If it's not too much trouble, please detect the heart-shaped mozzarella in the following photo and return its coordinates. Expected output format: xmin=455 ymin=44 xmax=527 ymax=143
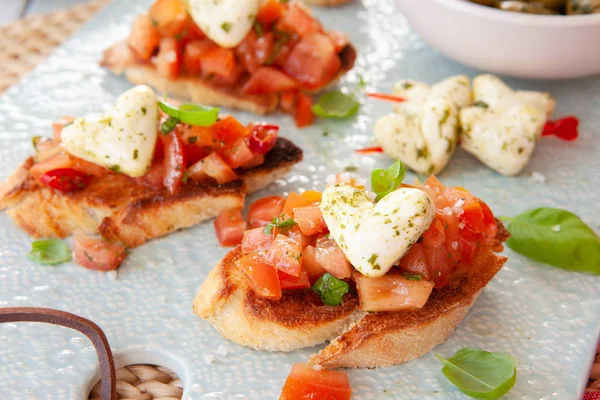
xmin=460 ymin=74 xmax=556 ymax=176
xmin=374 ymin=75 xmax=471 ymax=175
xmin=187 ymin=0 xmax=260 ymax=48
xmin=61 ymin=85 xmax=158 ymax=177
xmin=320 ymin=185 xmax=435 ymax=278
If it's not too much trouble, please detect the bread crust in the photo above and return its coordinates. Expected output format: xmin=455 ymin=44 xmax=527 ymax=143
xmin=0 ymin=138 xmax=302 ymax=247
xmin=193 ymin=219 xmax=509 ymax=367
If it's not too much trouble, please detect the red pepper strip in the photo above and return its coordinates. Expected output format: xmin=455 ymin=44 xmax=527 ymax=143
xmin=367 ymin=92 xmax=406 ymax=103
xmin=40 ymin=168 xmax=92 ymax=192
xmin=542 ymin=116 xmax=579 ymax=141
xmin=356 ymin=146 xmax=383 ymax=154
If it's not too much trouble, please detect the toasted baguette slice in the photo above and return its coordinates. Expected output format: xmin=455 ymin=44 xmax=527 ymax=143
xmin=193 ymin=220 xmax=509 ymax=368
xmin=0 ymin=138 xmax=302 ymax=248
xmin=101 ymin=40 xmax=357 ymax=115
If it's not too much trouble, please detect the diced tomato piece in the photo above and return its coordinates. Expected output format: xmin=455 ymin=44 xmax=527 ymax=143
xmin=241 ymin=153 xmax=265 ymax=169
xmin=214 ymin=208 xmax=246 ymax=247
xmin=293 ymin=205 xmax=327 ymax=236
xmin=128 ymin=14 xmax=161 ymax=60
xmin=179 ymin=123 xmax=216 ymax=148
xmin=73 ymin=232 xmax=127 ymax=272
xmin=459 ymin=236 xmax=478 ymax=264
xmin=438 ymin=212 xmax=461 ymax=266
xmin=280 ymin=363 xmax=352 ymax=400
xmin=159 ymin=127 xmax=186 ymax=194
xmin=177 ymin=16 xmax=207 ymax=46
xmin=236 ymin=251 xmax=282 ymax=300
xmin=255 ymin=32 xmax=275 ymax=65
xmin=39 ymin=168 xmax=92 ymax=192
xmin=248 ymin=123 xmax=279 ymax=154
xmin=182 ymin=40 xmax=216 ymax=75
xmin=201 ymin=47 xmax=235 ymax=80
xmin=278 ymin=269 xmax=310 ymax=290
xmin=153 ymin=37 xmax=182 ymax=80
xmin=30 ymin=151 xmax=106 ymax=180
xmin=52 ymin=117 xmax=75 ymax=142
xmin=187 ymin=152 xmax=238 ymax=184
xmin=213 ymin=63 xmax=245 ymax=87
xmin=137 ymin=159 xmax=165 ymax=190
xmin=327 ymin=30 xmax=350 ymax=53
xmin=212 ymin=116 xmax=248 ymax=144
xmin=480 ymin=200 xmax=498 ymax=245
xmin=422 ymin=241 xmax=452 ymax=289
xmin=243 ymin=66 xmax=299 ymax=95
xmin=241 ymin=227 xmax=274 ymax=255
xmin=285 ymin=33 xmax=341 ymax=90
xmin=398 ymin=244 xmax=430 ymax=281
xmin=267 ymin=234 xmax=303 ymax=277
xmin=355 ymin=272 xmax=435 ymax=312
xmin=315 ymin=236 xmax=352 ymax=279
xmin=149 ymin=0 xmax=188 ymax=37
xmin=278 ymin=4 xmax=322 ymax=37
xmin=294 ymin=93 xmax=315 ymax=128
xmin=270 ymin=36 xmax=300 ymax=69
xmin=236 ymin=31 xmax=261 ymax=73
xmin=219 ymin=138 xmax=254 ymax=169
xmin=248 ymin=195 xmax=286 ymax=228
xmin=287 ymin=226 xmax=314 ymax=249
xmin=301 ymin=245 xmax=327 ymax=283
xmin=280 ymin=90 xmax=297 ymax=113
xmin=184 ymin=143 xmax=210 ymax=166
xmin=283 ymin=191 xmax=322 ymax=217
xmin=257 ymin=0 xmax=285 ymax=25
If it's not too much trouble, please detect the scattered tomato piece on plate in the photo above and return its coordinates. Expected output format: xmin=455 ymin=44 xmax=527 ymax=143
xmin=73 ymin=232 xmax=127 ymax=272
xmin=214 ymin=208 xmax=247 ymax=247
xmin=280 ymin=363 xmax=352 ymax=400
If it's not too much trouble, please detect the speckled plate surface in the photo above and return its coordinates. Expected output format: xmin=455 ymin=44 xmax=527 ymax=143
xmin=1 ymin=1 xmax=599 ymax=399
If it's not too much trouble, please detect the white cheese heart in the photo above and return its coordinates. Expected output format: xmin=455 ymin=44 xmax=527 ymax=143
xmin=374 ymin=75 xmax=471 ymax=175
xmin=61 ymin=85 xmax=158 ymax=177
xmin=320 ymin=185 xmax=435 ymax=278
xmin=460 ymin=74 xmax=556 ymax=176
xmin=187 ymin=0 xmax=260 ymax=48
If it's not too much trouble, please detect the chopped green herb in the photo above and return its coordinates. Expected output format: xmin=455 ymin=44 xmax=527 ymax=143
xmin=109 ymin=165 xmax=121 ymax=173
xmin=161 ymin=116 xmax=180 ymax=135
xmin=221 ymin=22 xmax=232 ymax=33
xmin=28 ymin=239 xmax=71 ymax=265
xmin=253 ymin=21 xmax=263 ymax=37
xmin=312 ymin=273 xmax=349 ymax=306
xmin=473 ymin=101 xmax=489 ymax=109
xmin=371 ymin=160 xmax=406 ymax=201
xmin=263 ymin=216 xmax=297 ymax=234
xmin=344 ymin=166 xmax=358 ymax=172
xmin=31 ymin=136 xmax=42 ymax=150
xmin=182 ymin=171 xmax=189 ymax=184
xmin=133 ymin=149 xmax=139 ymax=160
xmin=188 ymin=136 xmax=198 ymax=144
xmin=402 ymin=272 xmax=422 ymax=281
xmin=141 ymin=107 xmax=147 ymax=115
xmin=401 ymin=82 xmax=414 ymax=90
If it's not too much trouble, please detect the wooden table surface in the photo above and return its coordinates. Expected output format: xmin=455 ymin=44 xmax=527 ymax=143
xmin=2 ymin=0 xmax=94 ymax=27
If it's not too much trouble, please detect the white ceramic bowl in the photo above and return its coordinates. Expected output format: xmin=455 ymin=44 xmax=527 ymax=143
xmin=395 ymin=0 xmax=600 ymax=79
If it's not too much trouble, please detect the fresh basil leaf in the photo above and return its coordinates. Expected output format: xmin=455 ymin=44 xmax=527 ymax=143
xmin=28 ymin=239 xmax=71 ymax=265
xmin=502 ymin=207 xmax=600 ymax=275
xmin=436 ymin=348 xmax=518 ymax=400
xmin=263 ymin=216 xmax=297 ymax=235
xmin=312 ymin=91 xmax=360 ymax=119
xmin=161 ymin=116 xmax=180 ymax=135
xmin=371 ymin=160 xmax=406 ymax=201
xmin=158 ymin=101 xmax=219 ymax=126
xmin=312 ymin=273 xmax=349 ymax=306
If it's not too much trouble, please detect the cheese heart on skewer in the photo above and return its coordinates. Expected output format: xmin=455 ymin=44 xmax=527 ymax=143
xmin=187 ymin=0 xmax=260 ymax=48
xmin=460 ymin=74 xmax=556 ymax=176
xmin=374 ymin=75 xmax=471 ymax=175
xmin=60 ymin=85 xmax=158 ymax=177
xmin=320 ymin=185 xmax=435 ymax=278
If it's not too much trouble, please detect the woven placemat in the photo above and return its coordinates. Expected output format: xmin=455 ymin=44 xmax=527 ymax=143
xmin=0 ymin=0 xmax=598 ymax=397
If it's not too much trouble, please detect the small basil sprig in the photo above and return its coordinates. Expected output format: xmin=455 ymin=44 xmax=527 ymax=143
xmin=28 ymin=239 xmax=71 ymax=265
xmin=501 ymin=208 xmax=600 ymax=275
xmin=263 ymin=217 xmax=297 ymax=235
xmin=311 ymin=75 xmax=366 ymax=119
xmin=436 ymin=348 xmax=518 ymax=400
xmin=158 ymin=101 xmax=219 ymax=127
xmin=312 ymin=273 xmax=349 ymax=306
xmin=371 ymin=160 xmax=406 ymax=201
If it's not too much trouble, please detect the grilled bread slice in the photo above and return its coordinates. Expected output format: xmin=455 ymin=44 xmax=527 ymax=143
xmin=193 ymin=220 xmax=509 ymax=368
xmin=0 ymin=138 xmax=302 ymax=248
xmin=100 ymin=40 xmax=357 ymax=115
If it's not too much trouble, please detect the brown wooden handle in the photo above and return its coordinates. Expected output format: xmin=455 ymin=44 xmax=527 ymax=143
xmin=0 ymin=307 xmax=116 ymax=400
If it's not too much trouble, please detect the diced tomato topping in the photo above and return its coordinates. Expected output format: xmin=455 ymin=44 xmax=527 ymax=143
xmin=315 ymin=236 xmax=352 ymax=279
xmin=287 ymin=226 xmax=314 ymax=249
xmin=219 ymin=138 xmax=254 ymax=169
xmin=179 ymin=123 xmax=216 ymax=148
xmin=236 ymin=31 xmax=275 ymax=73
xmin=277 ymin=4 xmax=322 ymax=37
xmin=39 ymin=168 xmax=92 ymax=192
xmin=278 ymin=269 xmax=310 ymax=290
xmin=182 ymin=40 xmax=215 ymax=75
xmin=248 ymin=195 xmax=286 ymax=228
xmin=214 ymin=208 xmax=246 ymax=247
xmin=52 ymin=117 xmax=75 ymax=142
xmin=242 ymin=67 xmax=299 ymax=95
xmin=73 ymin=232 xmax=127 ymax=272
xmin=355 ymin=272 xmax=435 ymax=312
xmin=128 ymin=14 xmax=161 ymax=60
xmin=280 ymin=90 xmax=297 ymax=113
xmin=327 ymin=30 xmax=350 ymax=53
xmin=257 ymin=0 xmax=285 ymax=25
xmin=301 ymin=245 xmax=327 ymax=283
xmin=212 ymin=116 xmax=248 ymax=144
xmin=284 ymin=33 xmax=341 ymax=90
xmin=398 ymin=244 xmax=430 ymax=281
xmin=136 ymin=159 xmax=165 ymax=190
xmin=283 ymin=191 xmax=322 ymax=216
xmin=267 ymin=234 xmax=303 ymax=277
xmin=248 ymin=123 xmax=279 ymax=154
xmin=184 ymin=143 xmax=210 ymax=166
xmin=294 ymin=93 xmax=315 ymax=128
xmin=237 ymin=251 xmax=282 ymax=300
xmin=148 ymin=0 xmax=188 ymax=37
xmin=241 ymin=153 xmax=265 ymax=169
xmin=280 ymin=363 xmax=352 ymax=400
xmin=30 ymin=151 xmax=107 ymax=180
xmin=212 ymin=63 xmax=245 ymax=87
xmin=201 ymin=47 xmax=236 ymax=81
xmin=480 ymin=200 xmax=498 ymax=245
xmin=159 ymin=127 xmax=186 ymax=194
xmin=293 ymin=205 xmax=327 ymax=236
xmin=187 ymin=152 xmax=238 ymax=184
xmin=153 ymin=37 xmax=182 ymax=80
xmin=241 ymin=227 xmax=274 ymax=255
